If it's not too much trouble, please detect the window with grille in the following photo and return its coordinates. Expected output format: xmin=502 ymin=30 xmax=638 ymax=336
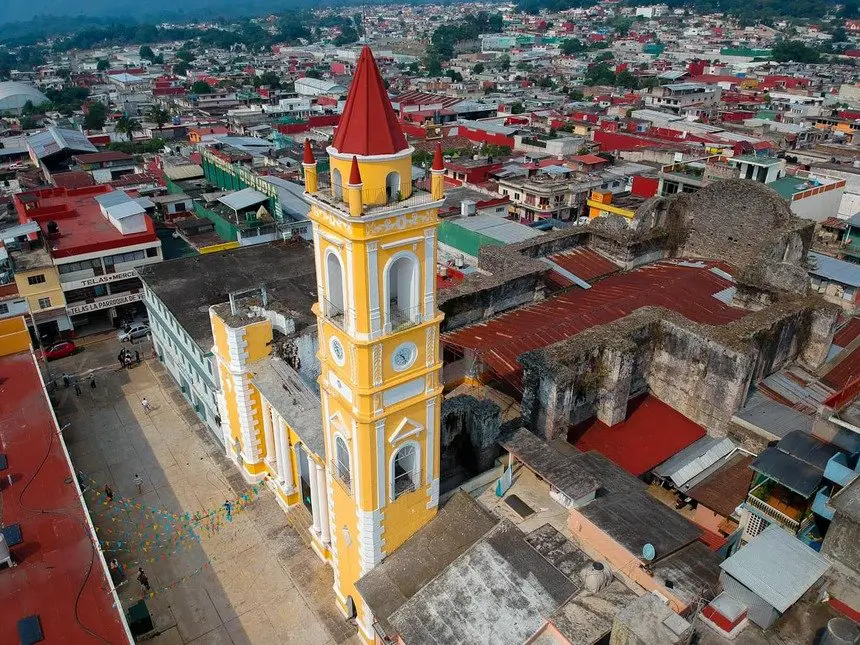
xmin=37 ymin=297 xmax=51 ymax=309
xmin=333 ymin=436 xmax=351 ymax=490
xmin=746 ymin=513 xmax=768 ymax=538
xmin=27 ymin=274 xmax=46 ymax=285
xmin=391 ymin=443 xmax=420 ymax=501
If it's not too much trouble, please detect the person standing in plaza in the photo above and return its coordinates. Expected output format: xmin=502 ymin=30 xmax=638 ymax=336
xmin=135 ymin=350 xmax=140 ymax=364
xmin=74 ymin=379 xmax=82 ymax=396
xmin=89 ymin=373 xmax=96 ymax=389
xmin=104 ymin=484 xmax=114 ymax=502
xmin=137 ymin=567 xmax=150 ymax=592
xmin=141 ymin=397 xmax=151 ymax=413
xmin=133 ymin=473 xmax=143 ymax=494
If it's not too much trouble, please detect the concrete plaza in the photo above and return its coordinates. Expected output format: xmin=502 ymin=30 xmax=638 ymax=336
xmin=53 ymin=342 xmax=358 ymax=645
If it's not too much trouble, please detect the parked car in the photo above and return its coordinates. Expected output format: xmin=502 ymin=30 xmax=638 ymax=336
xmin=44 ymin=341 xmax=77 ymax=361
xmin=118 ymin=323 xmax=150 ymax=342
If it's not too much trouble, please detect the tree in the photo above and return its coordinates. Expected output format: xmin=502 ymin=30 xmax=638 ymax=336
xmin=510 ymin=102 xmax=524 ymax=114
xmin=84 ymin=101 xmax=108 ymax=131
xmin=148 ymin=105 xmax=171 ymax=131
xmin=538 ymin=76 xmax=554 ymax=89
xmin=584 ymin=62 xmax=615 ymax=86
xmin=115 ymin=115 xmax=141 ymax=142
xmin=191 ymin=80 xmax=213 ymax=94
xmin=334 ymin=24 xmax=358 ymax=46
xmin=427 ymin=56 xmax=443 ymax=77
xmin=615 ymin=69 xmax=638 ymax=89
xmin=176 ymin=49 xmax=196 ymax=63
xmin=498 ymin=54 xmax=511 ymax=71
xmin=173 ymin=62 xmax=190 ymax=76
xmin=561 ymin=39 xmax=585 ymax=55
xmin=96 ymin=59 xmax=110 ymax=71
xmin=472 ymin=62 xmax=485 ymax=74
xmin=772 ymin=40 xmax=820 ymax=63
xmin=139 ymin=45 xmax=155 ymax=61
xmin=446 ymin=69 xmax=463 ymax=82
xmin=304 ymin=69 xmax=322 ymax=80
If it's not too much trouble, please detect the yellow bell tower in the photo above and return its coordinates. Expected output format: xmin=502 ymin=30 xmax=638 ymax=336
xmin=303 ymin=47 xmax=447 ymax=641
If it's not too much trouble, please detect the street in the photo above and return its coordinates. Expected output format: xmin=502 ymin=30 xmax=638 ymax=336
xmin=53 ymin=336 xmax=358 ymax=645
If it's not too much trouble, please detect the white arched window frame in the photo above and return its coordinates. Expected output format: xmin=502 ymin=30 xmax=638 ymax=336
xmin=390 ymin=440 xmax=421 ymax=501
xmin=333 ymin=432 xmax=352 ymax=491
xmin=324 ymin=247 xmax=346 ymax=322
xmin=332 ymin=168 xmax=343 ymax=200
xmin=382 ymin=250 xmax=420 ymax=332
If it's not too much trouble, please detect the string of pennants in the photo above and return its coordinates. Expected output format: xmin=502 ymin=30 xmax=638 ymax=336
xmin=80 ymin=474 xmax=270 ymax=598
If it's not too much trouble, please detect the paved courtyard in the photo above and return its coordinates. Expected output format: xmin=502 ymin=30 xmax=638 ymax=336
xmin=53 ymin=339 xmax=358 ymax=645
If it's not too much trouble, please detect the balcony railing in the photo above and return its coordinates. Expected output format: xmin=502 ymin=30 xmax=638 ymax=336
xmin=746 ymin=492 xmax=801 ymax=532
xmin=321 ymin=298 xmax=348 ymax=331
xmin=386 ymin=304 xmax=423 ymax=333
xmin=310 ymin=177 xmax=439 ymax=215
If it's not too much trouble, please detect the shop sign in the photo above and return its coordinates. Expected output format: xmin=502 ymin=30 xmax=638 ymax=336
xmin=67 ymin=292 xmax=141 ymax=316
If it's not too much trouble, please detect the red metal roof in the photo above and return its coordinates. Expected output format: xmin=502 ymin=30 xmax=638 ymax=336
xmin=834 ymin=317 xmax=860 ymax=347
xmin=72 ymin=151 xmax=133 ymax=164
xmin=568 ymin=394 xmax=707 ymax=476
xmin=51 ymin=171 xmax=95 ymax=190
xmin=547 ymin=247 xmax=619 ymax=287
xmin=332 ymin=47 xmax=408 ymax=157
xmin=443 ymin=260 xmax=745 ymax=390
xmin=823 ymin=345 xmax=860 ymax=390
xmin=0 ymin=350 xmax=128 ymax=643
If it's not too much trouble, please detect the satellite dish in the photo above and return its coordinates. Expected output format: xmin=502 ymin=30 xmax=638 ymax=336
xmin=642 ymin=543 xmax=656 ymax=561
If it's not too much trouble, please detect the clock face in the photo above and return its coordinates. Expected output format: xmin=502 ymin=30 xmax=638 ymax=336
xmin=391 ymin=342 xmax=417 ymax=372
xmin=329 ymin=336 xmax=346 ymax=366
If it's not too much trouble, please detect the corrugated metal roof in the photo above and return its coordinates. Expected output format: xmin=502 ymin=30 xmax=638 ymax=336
xmin=27 ymin=126 xmax=97 ymax=159
xmin=808 ymin=251 xmax=860 ymax=288
xmin=652 ymin=436 xmax=735 ymax=488
xmin=0 ymin=221 xmax=41 ymax=239
xmin=547 ymin=247 xmax=619 ymax=284
xmin=163 ymin=163 xmax=204 ymax=181
xmin=719 ymin=525 xmax=829 ymax=612
xmin=454 ymin=213 xmax=543 ymax=244
xmin=778 ymin=429 xmax=841 ymax=471
xmin=733 ymin=392 xmax=814 ymax=439
xmin=750 ymin=446 xmax=823 ymax=497
xmin=443 ymin=259 xmax=745 ymax=390
xmin=218 ymin=187 xmax=268 ymax=211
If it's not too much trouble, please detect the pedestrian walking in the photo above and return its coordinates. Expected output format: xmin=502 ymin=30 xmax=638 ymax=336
xmin=133 ymin=473 xmax=143 ymax=494
xmin=223 ymin=500 xmax=233 ymax=521
xmin=74 ymin=379 xmax=82 ymax=396
xmin=89 ymin=373 xmax=96 ymax=389
xmin=141 ymin=397 xmax=151 ymax=413
xmin=76 ymin=470 xmax=89 ymax=492
xmin=135 ymin=350 xmax=140 ymax=364
xmin=137 ymin=567 xmax=150 ymax=592
xmin=117 ymin=351 xmax=125 ymax=369
xmin=104 ymin=484 xmax=114 ymax=502
xmin=62 ymin=373 xmax=70 ymax=388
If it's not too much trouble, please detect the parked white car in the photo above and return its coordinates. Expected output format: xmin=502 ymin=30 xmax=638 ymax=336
xmin=118 ymin=323 xmax=150 ymax=342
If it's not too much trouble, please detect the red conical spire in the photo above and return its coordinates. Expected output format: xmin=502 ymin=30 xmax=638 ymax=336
xmin=431 ymin=143 xmax=444 ymax=171
xmin=349 ymin=155 xmax=362 ymax=185
xmin=303 ymin=139 xmax=315 ymax=164
xmin=332 ymin=46 xmax=409 ymax=156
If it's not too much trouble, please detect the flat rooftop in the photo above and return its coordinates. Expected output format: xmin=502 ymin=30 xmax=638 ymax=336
xmin=443 ymin=259 xmax=746 ymax=390
xmin=0 ymin=350 xmax=128 ymax=642
xmin=14 ymin=185 xmax=157 ymax=259
xmin=138 ymin=240 xmax=317 ymax=349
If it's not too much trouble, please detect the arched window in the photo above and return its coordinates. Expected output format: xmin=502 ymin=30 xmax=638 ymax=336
xmin=391 ymin=442 xmax=420 ymax=500
xmin=334 ymin=435 xmax=351 ymax=489
xmin=332 ymin=168 xmax=343 ymax=200
xmin=385 ymin=252 xmax=419 ymax=330
xmin=325 ymin=250 xmax=345 ymax=323
xmin=385 ymin=171 xmax=401 ymax=203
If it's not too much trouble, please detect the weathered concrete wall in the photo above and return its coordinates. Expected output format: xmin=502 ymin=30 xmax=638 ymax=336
xmin=520 ymin=300 xmax=838 ymax=439
xmin=822 ymin=513 xmax=860 ymax=576
xmin=275 ymin=325 xmax=320 ymax=392
xmin=440 ymin=394 xmax=502 ymax=474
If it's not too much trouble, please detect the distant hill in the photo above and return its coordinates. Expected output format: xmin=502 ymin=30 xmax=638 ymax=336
xmin=2 ymin=0 xmax=314 ymax=25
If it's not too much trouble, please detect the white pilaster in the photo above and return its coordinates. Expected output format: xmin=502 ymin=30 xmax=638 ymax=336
xmin=375 ymin=419 xmax=386 ymax=509
xmin=425 ymin=397 xmax=435 ymax=487
xmin=308 ymin=452 xmax=322 ymax=534
xmin=316 ymin=463 xmax=331 ymax=544
xmin=276 ymin=416 xmax=295 ymax=491
xmin=423 ymin=229 xmax=435 ymax=319
xmin=262 ymin=401 xmax=275 ymax=466
xmin=366 ymin=241 xmax=381 ymax=338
